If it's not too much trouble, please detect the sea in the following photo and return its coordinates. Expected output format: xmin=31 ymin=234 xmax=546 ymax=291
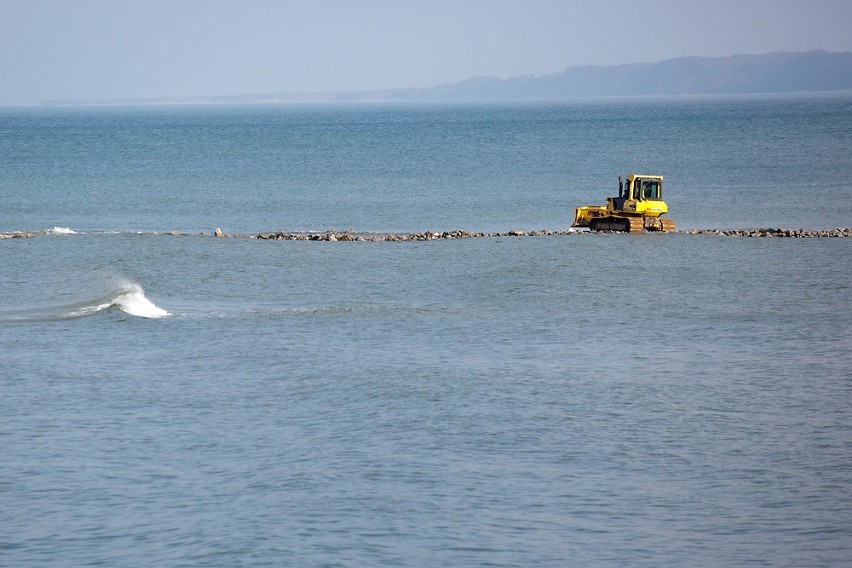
xmin=1 ymin=93 xmax=851 ymax=567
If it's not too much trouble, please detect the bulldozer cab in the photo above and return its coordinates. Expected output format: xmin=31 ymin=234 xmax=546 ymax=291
xmin=610 ymin=174 xmax=664 ymax=212
xmin=630 ymin=175 xmax=662 ymax=201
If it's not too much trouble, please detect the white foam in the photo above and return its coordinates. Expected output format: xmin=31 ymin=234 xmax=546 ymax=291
xmin=49 ymin=226 xmax=77 ymax=235
xmin=113 ymin=283 xmax=170 ymax=319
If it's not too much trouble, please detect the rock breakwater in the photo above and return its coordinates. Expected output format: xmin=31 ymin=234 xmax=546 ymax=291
xmin=252 ymin=229 xmax=574 ymax=241
xmin=683 ymin=227 xmax=852 ymax=238
xmin=252 ymin=227 xmax=852 ymax=241
xmin=3 ymin=227 xmax=851 ymax=241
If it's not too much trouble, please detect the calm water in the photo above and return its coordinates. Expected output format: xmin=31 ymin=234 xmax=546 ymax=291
xmin=1 ymin=95 xmax=851 ymax=566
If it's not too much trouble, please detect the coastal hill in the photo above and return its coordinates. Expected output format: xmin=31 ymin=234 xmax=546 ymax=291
xmin=45 ymin=51 xmax=852 ymax=105
xmin=398 ymin=50 xmax=852 ymax=100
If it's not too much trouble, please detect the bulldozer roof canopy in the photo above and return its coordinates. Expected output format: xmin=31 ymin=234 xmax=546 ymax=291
xmin=627 ymin=174 xmax=663 ymax=181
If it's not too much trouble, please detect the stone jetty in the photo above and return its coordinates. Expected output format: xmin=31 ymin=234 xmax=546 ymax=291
xmin=252 ymin=229 xmax=569 ymax=241
xmin=682 ymin=227 xmax=852 ymax=238
xmin=251 ymin=227 xmax=852 ymax=241
xmin=3 ymin=227 xmax=851 ymax=241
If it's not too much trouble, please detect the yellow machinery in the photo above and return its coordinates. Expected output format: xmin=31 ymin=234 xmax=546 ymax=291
xmin=572 ymin=174 xmax=676 ymax=232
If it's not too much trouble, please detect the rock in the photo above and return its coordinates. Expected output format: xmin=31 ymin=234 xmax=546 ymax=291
xmin=214 ymin=228 xmax=224 ymax=237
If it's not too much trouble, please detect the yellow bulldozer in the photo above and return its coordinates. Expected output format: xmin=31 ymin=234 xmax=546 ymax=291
xmin=572 ymin=174 xmax=676 ymax=232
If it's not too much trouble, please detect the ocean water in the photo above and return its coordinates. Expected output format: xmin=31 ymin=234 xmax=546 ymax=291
xmin=1 ymin=94 xmax=851 ymax=566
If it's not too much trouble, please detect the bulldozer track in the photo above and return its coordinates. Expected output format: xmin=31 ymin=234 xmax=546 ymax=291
xmin=659 ymin=218 xmax=676 ymax=232
xmin=589 ymin=216 xmax=646 ymax=232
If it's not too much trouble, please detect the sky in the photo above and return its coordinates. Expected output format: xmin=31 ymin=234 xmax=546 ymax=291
xmin=1 ymin=0 xmax=852 ymax=105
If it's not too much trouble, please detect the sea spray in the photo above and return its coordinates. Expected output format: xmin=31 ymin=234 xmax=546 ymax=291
xmin=111 ymin=282 xmax=170 ymax=319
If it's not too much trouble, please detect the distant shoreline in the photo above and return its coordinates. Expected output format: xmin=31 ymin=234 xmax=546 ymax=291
xmin=35 ymin=51 xmax=852 ymax=107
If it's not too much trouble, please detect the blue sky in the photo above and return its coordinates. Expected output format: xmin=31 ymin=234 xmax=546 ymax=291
xmin=2 ymin=0 xmax=851 ymax=105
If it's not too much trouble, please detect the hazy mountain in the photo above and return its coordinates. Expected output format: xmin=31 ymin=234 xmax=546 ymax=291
xmin=44 ymin=51 xmax=852 ymax=106
xmin=396 ymin=50 xmax=852 ymax=100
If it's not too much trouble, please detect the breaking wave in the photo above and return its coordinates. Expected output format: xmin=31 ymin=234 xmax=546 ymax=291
xmin=47 ymin=226 xmax=78 ymax=235
xmin=0 ymin=280 xmax=169 ymax=322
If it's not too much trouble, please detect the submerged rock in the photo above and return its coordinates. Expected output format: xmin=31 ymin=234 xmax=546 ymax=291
xmin=0 ymin=232 xmax=36 ymax=239
xmin=680 ymin=227 xmax=852 ymax=238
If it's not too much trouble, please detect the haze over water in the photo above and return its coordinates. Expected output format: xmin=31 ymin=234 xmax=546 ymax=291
xmin=2 ymin=94 xmax=851 ymax=566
